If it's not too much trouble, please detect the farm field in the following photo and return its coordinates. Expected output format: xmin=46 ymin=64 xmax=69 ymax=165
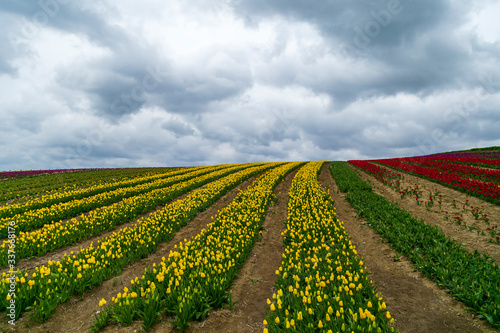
xmin=0 ymin=151 xmax=499 ymax=332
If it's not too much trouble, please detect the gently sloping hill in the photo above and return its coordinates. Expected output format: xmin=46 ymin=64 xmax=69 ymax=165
xmin=184 ymin=167 xmax=299 ymax=333
xmin=0 ymin=163 xmax=276 ymax=324
xmin=319 ymin=164 xmax=496 ymax=333
xmin=351 ymin=162 xmax=500 ymax=263
xmin=0 ymin=176 xmax=262 ymax=333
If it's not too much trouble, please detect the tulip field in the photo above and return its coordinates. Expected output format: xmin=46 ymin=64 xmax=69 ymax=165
xmin=0 ymin=149 xmax=499 ymax=332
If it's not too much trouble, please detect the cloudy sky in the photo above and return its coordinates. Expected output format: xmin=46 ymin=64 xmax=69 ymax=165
xmin=1 ymin=0 xmax=500 ymax=170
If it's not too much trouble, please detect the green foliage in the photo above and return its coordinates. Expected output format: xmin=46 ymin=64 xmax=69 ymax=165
xmin=329 ymin=162 xmax=372 ymax=193
xmin=329 ymin=162 xmax=500 ymax=328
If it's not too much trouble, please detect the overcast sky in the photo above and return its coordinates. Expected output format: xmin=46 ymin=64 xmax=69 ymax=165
xmin=1 ymin=0 xmax=500 ymax=170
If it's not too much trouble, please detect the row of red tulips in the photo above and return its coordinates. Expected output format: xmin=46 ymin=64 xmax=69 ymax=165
xmin=366 ymin=159 xmax=500 ymax=205
xmin=396 ymin=157 xmax=500 ymax=183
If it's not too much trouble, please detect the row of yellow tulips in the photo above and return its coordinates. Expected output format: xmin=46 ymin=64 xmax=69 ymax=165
xmin=263 ymin=161 xmax=397 ymax=333
xmin=0 ymin=167 xmax=192 ymax=219
xmin=91 ymin=162 xmax=303 ymax=332
xmin=0 ymin=164 xmax=256 ymax=267
xmin=0 ymin=166 xmax=223 ymax=238
xmin=0 ymin=163 xmax=274 ymax=322
xmin=0 ymin=168 xmax=174 ymax=204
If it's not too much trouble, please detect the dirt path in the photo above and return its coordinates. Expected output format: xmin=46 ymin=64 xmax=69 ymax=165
xmin=184 ymin=167 xmax=299 ymax=333
xmin=1 ymin=168 xmax=242 ymax=276
xmin=1 ymin=180 xmax=207 ymax=277
xmin=318 ymin=163 xmax=496 ymax=333
xmin=353 ymin=163 xmax=500 ymax=264
xmin=3 ymin=176 xmax=259 ymax=333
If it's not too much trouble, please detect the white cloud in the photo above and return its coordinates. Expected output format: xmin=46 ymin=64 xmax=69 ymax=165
xmin=0 ymin=0 xmax=499 ymax=170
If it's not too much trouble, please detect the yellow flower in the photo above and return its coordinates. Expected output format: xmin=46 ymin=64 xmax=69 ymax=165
xmin=386 ymin=311 xmax=391 ymax=319
xmin=6 ymin=294 xmax=11 ymax=301
xmin=99 ymin=298 xmax=106 ymax=307
xmin=270 ymin=303 xmax=275 ymax=311
xmin=131 ymin=292 xmax=137 ymax=298
xmin=77 ymin=273 xmax=82 ymax=279
xmin=318 ymin=320 xmax=323 ymax=328
xmin=275 ymin=317 xmax=280 ymax=324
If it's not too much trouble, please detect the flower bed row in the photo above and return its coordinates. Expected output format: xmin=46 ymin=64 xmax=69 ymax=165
xmin=263 ymin=161 xmax=396 ymax=333
xmin=396 ymin=157 xmax=500 ymax=183
xmin=427 ymin=156 xmax=500 ymax=169
xmin=91 ymin=162 xmax=302 ymax=332
xmin=0 ymin=168 xmax=173 ymax=204
xmin=0 ymin=166 xmax=222 ymax=238
xmin=0 ymin=167 xmax=193 ymax=219
xmin=369 ymin=159 xmax=500 ymax=205
xmin=431 ymin=151 xmax=500 ymax=160
xmin=0 ymin=164 xmax=257 ymax=266
xmin=0 ymin=168 xmax=92 ymax=180
xmin=0 ymin=162 xmax=278 ymax=322
xmin=330 ymin=162 xmax=500 ymax=328
xmin=349 ymin=161 xmax=428 ymax=200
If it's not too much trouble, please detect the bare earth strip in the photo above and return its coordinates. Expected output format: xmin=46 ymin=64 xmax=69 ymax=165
xmin=1 ymin=177 xmax=215 ymax=277
xmin=2 ymin=176 xmax=258 ymax=333
xmin=2 ymin=165 xmax=242 ymax=275
xmin=354 ymin=163 xmax=500 ymax=265
xmin=318 ymin=163 xmax=496 ymax=333
xmin=184 ymin=167 xmax=299 ymax=333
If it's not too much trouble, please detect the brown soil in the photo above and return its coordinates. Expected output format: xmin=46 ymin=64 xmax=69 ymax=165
xmin=354 ymin=163 xmax=500 ymax=264
xmin=184 ymin=167 xmax=299 ymax=333
xmin=0 ymin=176 xmax=258 ymax=333
xmin=0 ymin=182 xmax=203 ymax=277
xmin=0 ymin=171 xmax=226 ymax=276
xmin=2 ymin=162 xmax=499 ymax=333
xmin=319 ymin=163 xmax=497 ymax=333
xmin=0 ymin=204 xmax=161 ymax=277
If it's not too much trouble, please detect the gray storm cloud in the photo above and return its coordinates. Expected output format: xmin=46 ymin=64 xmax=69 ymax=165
xmin=0 ymin=0 xmax=499 ymax=170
